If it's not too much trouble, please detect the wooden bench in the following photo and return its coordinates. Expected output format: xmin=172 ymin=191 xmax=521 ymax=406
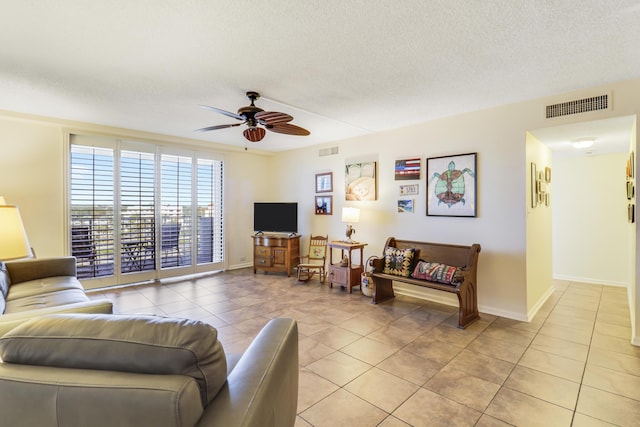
xmin=370 ymin=237 xmax=481 ymax=329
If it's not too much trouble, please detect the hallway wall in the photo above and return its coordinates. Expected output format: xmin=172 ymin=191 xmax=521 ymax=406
xmin=552 ymin=152 xmax=629 ymax=286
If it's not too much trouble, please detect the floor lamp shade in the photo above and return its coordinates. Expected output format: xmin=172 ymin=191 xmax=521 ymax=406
xmin=0 ymin=206 xmax=33 ymax=261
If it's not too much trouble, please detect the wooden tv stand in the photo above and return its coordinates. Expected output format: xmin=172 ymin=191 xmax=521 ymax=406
xmin=252 ymin=234 xmax=300 ymax=277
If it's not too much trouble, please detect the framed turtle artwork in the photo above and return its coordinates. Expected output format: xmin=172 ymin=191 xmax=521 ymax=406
xmin=426 ymin=152 xmax=477 ymax=217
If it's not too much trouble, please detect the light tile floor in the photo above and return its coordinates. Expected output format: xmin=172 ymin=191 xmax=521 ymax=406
xmin=89 ymin=270 xmax=640 ymax=426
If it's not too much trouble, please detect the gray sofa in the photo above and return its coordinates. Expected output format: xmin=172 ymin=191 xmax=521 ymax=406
xmin=0 ymin=257 xmax=113 ymax=335
xmin=0 ymin=313 xmax=299 ymax=427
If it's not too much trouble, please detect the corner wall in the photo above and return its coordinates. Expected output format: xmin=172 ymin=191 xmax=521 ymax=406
xmin=525 ymin=133 xmax=554 ymax=318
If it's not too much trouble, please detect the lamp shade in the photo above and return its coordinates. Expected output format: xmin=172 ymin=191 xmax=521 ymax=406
xmin=0 ymin=206 xmax=33 ymax=261
xmin=0 ymin=196 xmax=6 ymax=205
xmin=341 ymin=207 xmax=360 ymax=223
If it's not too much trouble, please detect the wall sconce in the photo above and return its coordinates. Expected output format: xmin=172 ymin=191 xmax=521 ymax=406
xmin=0 ymin=205 xmax=33 ymax=261
xmin=341 ymin=207 xmax=360 ymax=243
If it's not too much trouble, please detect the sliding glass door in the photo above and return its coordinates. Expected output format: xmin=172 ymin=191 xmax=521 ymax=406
xmin=69 ymin=135 xmax=224 ymax=288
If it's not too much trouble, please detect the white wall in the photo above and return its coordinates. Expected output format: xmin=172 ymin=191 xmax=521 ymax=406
xmin=552 ymin=152 xmax=629 ymax=286
xmin=272 ymin=106 xmax=532 ymax=319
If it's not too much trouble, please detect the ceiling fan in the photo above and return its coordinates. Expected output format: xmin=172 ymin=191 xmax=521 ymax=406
xmin=196 ymin=91 xmax=310 ymax=142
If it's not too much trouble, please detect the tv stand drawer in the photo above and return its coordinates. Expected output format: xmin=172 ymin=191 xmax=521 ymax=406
xmin=254 ymin=256 xmax=272 ymax=267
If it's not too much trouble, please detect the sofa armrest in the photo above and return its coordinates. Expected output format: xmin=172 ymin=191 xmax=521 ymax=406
xmin=0 ymin=299 xmax=113 ymax=336
xmin=5 ymin=257 xmax=77 ymax=284
xmin=198 ymin=318 xmax=298 ymax=427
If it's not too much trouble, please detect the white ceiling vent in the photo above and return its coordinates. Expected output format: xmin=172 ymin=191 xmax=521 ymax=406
xmin=545 ymin=94 xmax=609 ymax=119
xmin=319 ymin=146 xmax=339 ymax=157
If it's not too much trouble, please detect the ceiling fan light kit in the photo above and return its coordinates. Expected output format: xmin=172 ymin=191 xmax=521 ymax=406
xmin=197 ymin=91 xmax=310 ymax=143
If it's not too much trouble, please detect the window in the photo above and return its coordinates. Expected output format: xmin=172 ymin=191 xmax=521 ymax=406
xmin=70 ymin=145 xmax=114 ymax=278
xmin=161 ymin=154 xmax=192 ymax=268
xmin=120 ymin=150 xmax=155 ymax=274
xmin=69 ymin=135 xmax=224 ymax=286
xmin=197 ymin=158 xmax=224 ymax=264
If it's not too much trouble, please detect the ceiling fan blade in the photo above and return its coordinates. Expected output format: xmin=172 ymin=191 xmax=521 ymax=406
xmin=266 ymin=123 xmax=310 ymax=136
xmin=199 ymin=105 xmax=244 ymax=121
xmin=195 ymin=123 xmax=244 ymax=132
xmin=243 ymin=127 xmax=266 ymax=142
xmin=255 ymin=111 xmax=293 ymax=125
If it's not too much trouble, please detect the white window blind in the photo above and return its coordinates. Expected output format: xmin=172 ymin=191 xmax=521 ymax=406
xmin=70 ymin=145 xmax=115 ymax=279
xmin=120 ymin=150 xmax=155 ymax=273
xmin=161 ymin=154 xmax=192 ymax=268
xmin=197 ymin=158 xmax=224 ymax=264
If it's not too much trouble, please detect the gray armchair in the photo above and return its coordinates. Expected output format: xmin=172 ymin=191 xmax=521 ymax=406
xmin=0 ymin=314 xmax=298 ymax=427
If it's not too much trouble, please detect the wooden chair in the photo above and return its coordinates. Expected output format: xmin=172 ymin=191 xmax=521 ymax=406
xmin=297 ymin=235 xmax=328 ymax=282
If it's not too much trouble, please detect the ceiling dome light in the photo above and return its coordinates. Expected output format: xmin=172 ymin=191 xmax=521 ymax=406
xmin=572 ymin=138 xmax=595 ymax=149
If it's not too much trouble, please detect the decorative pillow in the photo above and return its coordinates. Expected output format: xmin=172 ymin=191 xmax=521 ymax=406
xmin=310 ymin=246 xmax=325 ymax=258
xmin=383 ymin=247 xmax=415 ymax=277
xmin=0 ymin=262 xmax=9 ymax=298
xmin=0 ymin=263 xmax=9 ymax=314
xmin=411 ymin=260 xmax=461 ymax=285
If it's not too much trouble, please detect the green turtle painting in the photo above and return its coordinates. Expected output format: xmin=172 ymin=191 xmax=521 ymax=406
xmin=429 ymin=161 xmax=475 ymax=207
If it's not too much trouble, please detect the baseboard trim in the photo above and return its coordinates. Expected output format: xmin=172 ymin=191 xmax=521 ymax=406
xmin=553 ymin=274 xmax=628 ymax=287
xmin=392 ymin=283 xmax=528 ymax=322
xmin=227 ymin=262 xmax=253 ymax=271
xmin=527 ymin=285 xmax=556 ymax=322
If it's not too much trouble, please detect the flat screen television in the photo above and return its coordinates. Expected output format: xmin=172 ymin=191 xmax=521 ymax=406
xmin=253 ymin=202 xmax=298 ymax=234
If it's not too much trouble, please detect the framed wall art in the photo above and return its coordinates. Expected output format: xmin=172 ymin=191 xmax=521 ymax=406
xmin=315 ymin=195 xmax=333 ymax=215
xmin=315 ymin=172 xmax=333 ymax=193
xmin=345 ymin=161 xmax=377 ymax=201
xmin=395 ymin=158 xmax=421 ymax=180
xmin=427 ymin=152 xmax=477 ymax=217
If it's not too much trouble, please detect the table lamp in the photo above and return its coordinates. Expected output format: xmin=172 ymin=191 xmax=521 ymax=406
xmin=341 ymin=207 xmax=360 ymax=243
xmin=0 ymin=205 xmax=33 ymax=261
xmin=0 ymin=196 xmax=6 ymax=205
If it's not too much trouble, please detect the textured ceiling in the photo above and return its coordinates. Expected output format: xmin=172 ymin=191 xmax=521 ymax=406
xmin=1 ymin=1 xmax=639 ymax=152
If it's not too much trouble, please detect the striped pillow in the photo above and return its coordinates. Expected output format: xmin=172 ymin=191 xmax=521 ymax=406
xmin=411 ymin=260 xmax=460 ymax=285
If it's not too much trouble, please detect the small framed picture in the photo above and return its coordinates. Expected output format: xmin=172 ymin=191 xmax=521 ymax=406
xmin=545 ymin=167 xmax=551 ymax=183
xmin=399 ymin=184 xmax=419 ymax=196
xmin=627 ymin=181 xmax=635 ymax=200
xmin=315 ymin=195 xmax=332 ymax=215
xmin=398 ymin=199 xmax=414 ymax=213
xmin=315 ymin=172 xmax=333 ymax=193
xmin=395 ymin=158 xmax=421 ymax=180
xmin=531 ymin=163 xmax=537 ymax=208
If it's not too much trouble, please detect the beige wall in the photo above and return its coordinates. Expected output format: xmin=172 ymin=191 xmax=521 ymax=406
xmin=526 ymin=132 xmax=554 ymax=318
xmin=0 ymin=117 xmax=66 ymax=256
xmin=1 ymin=78 xmax=640 ymax=333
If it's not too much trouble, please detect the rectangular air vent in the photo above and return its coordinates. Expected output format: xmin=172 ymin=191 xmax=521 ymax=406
xmin=545 ymin=94 xmax=609 ymax=119
xmin=319 ymin=146 xmax=339 ymax=157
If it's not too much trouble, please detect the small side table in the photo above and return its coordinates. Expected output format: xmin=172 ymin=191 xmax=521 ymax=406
xmin=328 ymin=241 xmax=367 ymax=294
